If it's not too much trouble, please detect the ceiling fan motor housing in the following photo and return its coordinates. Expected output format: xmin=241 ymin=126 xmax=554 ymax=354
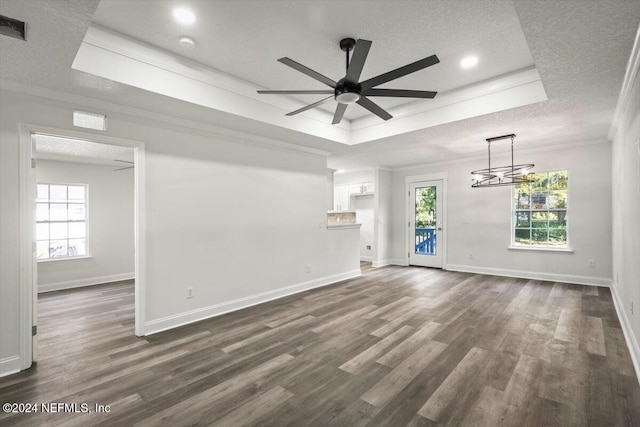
xmin=335 ymin=78 xmax=361 ymax=104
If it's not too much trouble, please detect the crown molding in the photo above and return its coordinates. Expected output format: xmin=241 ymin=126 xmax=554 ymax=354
xmin=390 ymin=138 xmax=610 ymax=172
xmin=0 ymin=79 xmax=331 ymax=158
xmin=609 ymin=23 xmax=640 ymax=140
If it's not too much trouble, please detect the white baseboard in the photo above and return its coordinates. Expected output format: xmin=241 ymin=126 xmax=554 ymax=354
xmin=372 ymin=259 xmax=408 ymax=267
xmin=611 ymin=284 xmax=640 ymax=384
xmin=372 ymin=259 xmax=391 ymax=267
xmin=145 ymin=269 xmax=362 ymax=335
xmin=444 ymin=264 xmax=611 ymax=287
xmin=0 ymin=355 xmax=21 ymax=378
xmin=360 ymin=256 xmax=373 ymax=262
xmin=38 ymin=272 xmax=135 ymax=293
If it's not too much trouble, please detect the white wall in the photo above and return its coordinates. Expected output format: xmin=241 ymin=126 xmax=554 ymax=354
xmin=353 ymin=195 xmax=374 ymax=261
xmin=0 ymin=88 xmax=360 ymax=375
xmin=374 ymin=168 xmax=393 ymax=266
xmin=390 ymin=142 xmax=613 ymax=286
xmin=334 ymin=169 xmax=374 ymax=186
xmin=36 ymin=160 xmax=134 ymax=292
xmin=611 ymin=35 xmax=640 ymax=377
xmin=334 ymin=169 xmax=375 ymax=261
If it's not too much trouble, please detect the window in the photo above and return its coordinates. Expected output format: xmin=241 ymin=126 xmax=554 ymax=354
xmin=36 ymin=183 xmax=88 ymax=260
xmin=513 ymin=170 xmax=568 ymax=247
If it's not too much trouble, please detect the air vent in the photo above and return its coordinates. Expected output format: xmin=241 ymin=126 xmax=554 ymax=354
xmin=0 ymin=15 xmax=27 ymax=41
xmin=73 ymin=110 xmax=107 ymax=131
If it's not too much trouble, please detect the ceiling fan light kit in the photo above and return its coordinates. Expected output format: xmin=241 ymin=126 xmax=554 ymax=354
xmin=258 ymin=37 xmax=440 ymax=124
xmin=470 ymin=134 xmax=534 ymax=188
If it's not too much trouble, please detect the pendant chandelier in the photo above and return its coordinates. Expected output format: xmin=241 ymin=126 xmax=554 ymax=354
xmin=471 ymin=133 xmax=534 ymax=188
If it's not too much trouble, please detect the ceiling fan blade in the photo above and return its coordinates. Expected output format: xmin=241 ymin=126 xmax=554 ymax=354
xmin=332 ymin=103 xmax=348 ymax=125
xmin=345 ymin=39 xmax=372 ymax=85
xmin=114 ymin=159 xmax=134 ymax=164
xmin=113 ymin=166 xmax=134 ymax=171
xmin=285 ymin=96 xmax=334 ymax=116
xmin=360 ymin=54 xmax=440 ymax=90
xmin=363 ymin=88 xmax=437 ymax=98
xmin=258 ymin=90 xmax=334 ymax=95
xmin=356 ymin=96 xmax=393 ymax=121
xmin=278 ymin=57 xmax=337 ymax=88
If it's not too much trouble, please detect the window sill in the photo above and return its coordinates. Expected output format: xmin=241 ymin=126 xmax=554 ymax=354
xmin=38 ymin=255 xmax=92 ymax=263
xmin=508 ymin=246 xmax=573 ymax=253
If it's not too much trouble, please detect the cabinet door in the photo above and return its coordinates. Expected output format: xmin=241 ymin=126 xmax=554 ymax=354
xmin=348 ymin=184 xmax=363 ymax=195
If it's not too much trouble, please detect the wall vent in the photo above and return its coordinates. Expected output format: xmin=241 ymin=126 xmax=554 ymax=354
xmin=0 ymin=15 xmax=27 ymax=41
xmin=73 ymin=110 xmax=107 ymax=131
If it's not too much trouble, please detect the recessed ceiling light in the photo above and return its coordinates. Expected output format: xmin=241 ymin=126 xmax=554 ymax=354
xmin=173 ymin=7 xmax=196 ymax=25
xmin=460 ymin=55 xmax=479 ymax=69
xmin=179 ymin=36 xmax=196 ymax=49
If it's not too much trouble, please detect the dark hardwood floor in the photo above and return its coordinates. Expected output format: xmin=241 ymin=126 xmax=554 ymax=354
xmin=1 ymin=263 xmax=639 ymax=426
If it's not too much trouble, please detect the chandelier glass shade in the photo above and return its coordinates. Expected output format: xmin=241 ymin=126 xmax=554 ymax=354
xmin=471 ymin=134 xmax=534 ymax=188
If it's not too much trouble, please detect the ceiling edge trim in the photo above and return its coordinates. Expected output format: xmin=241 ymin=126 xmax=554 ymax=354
xmin=83 ymin=24 xmax=349 ymax=130
xmin=350 ymin=67 xmax=542 ymax=130
xmin=73 ymin=37 xmax=350 ymax=145
xmin=609 ymin=22 xmax=640 ymax=141
xmin=348 ymin=78 xmax=548 ymax=145
xmin=0 ymin=79 xmax=332 ymax=158
xmin=388 ymin=138 xmax=611 ymax=172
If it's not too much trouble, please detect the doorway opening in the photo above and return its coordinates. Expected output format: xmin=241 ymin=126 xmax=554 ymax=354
xmin=19 ymin=125 xmax=146 ymax=370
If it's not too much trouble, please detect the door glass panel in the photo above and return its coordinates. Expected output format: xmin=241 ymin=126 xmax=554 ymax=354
xmin=415 ymin=186 xmax=436 ymax=255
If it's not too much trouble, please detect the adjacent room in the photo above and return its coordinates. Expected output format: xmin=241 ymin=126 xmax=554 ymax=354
xmin=1 ymin=0 xmax=639 ymax=425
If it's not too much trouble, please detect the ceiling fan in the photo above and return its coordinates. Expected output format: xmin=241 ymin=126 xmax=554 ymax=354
xmin=257 ymin=38 xmax=440 ymax=125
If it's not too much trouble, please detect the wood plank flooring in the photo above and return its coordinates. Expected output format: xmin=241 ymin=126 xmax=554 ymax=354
xmin=1 ymin=263 xmax=639 ymax=426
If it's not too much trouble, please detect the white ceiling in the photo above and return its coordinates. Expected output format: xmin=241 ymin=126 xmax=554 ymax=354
xmin=1 ymin=0 xmax=639 ymax=171
xmin=91 ymin=0 xmax=535 ymax=120
xmin=34 ymin=134 xmax=134 ymax=167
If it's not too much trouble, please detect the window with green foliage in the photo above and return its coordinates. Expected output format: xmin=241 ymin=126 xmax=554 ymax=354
xmin=513 ymin=170 xmax=568 ymax=247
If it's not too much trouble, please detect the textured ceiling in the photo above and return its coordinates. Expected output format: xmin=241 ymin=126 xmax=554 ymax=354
xmin=34 ymin=134 xmax=134 ymax=166
xmin=1 ymin=0 xmax=639 ymax=171
xmin=91 ymin=0 xmax=534 ymax=120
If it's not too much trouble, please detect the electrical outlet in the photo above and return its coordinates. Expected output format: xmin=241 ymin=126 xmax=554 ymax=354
xmin=587 ymin=259 xmax=595 ymax=268
xmin=306 ymin=264 xmax=311 ymax=273
xmin=187 ymin=287 xmax=193 ymax=299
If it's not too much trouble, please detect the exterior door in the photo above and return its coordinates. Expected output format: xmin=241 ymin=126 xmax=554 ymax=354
xmin=409 ymin=180 xmax=443 ymax=268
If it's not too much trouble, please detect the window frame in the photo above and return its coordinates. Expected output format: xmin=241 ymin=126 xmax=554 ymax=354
xmin=510 ymin=169 xmax=571 ymax=251
xmin=36 ymin=182 xmax=90 ymax=262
